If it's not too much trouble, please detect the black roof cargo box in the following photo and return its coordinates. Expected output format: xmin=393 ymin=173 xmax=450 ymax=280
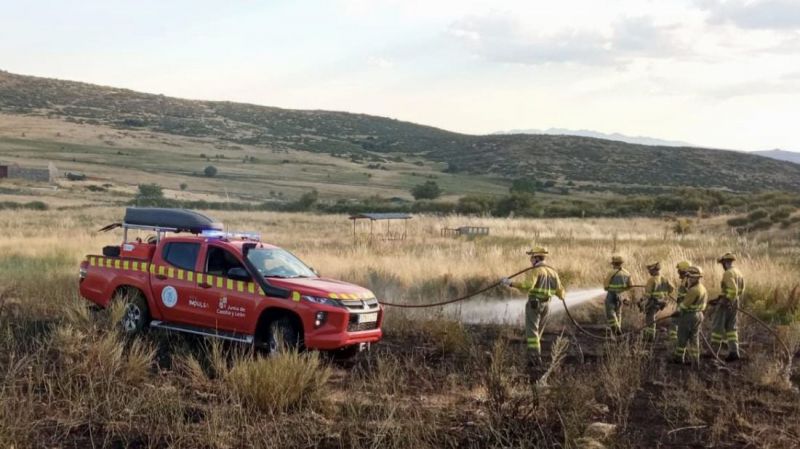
xmin=124 ymin=208 xmax=223 ymax=233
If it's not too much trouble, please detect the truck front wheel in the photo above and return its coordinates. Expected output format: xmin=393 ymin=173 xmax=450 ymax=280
xmin=267 ymin=316 xmax=303 ymax=354
xmin=116 ymin=290 xmax=150 ymax=335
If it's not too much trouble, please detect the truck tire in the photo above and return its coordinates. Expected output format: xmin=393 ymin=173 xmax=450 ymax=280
xmin=117 ymin=290 xmax=150 ymax=335
xmin=267 ymin=316 xmax=302 ymax=354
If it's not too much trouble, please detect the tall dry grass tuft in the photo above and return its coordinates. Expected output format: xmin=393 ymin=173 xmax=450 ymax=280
xmin=226 ymin=351 xmax=331 ymax=415
xmin=598 ymin=338 xmax=648 ymax=428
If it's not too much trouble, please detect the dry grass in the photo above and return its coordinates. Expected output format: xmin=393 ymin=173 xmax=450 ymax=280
xmin=0 ymin=207 xmax=798 ymax=448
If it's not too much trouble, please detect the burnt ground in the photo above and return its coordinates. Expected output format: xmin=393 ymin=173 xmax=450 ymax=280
xmin=352 ymin=315 xmax=800 ymax=449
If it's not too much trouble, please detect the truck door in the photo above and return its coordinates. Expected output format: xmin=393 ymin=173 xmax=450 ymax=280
xmin=194 ymin=244 xmax=257 ymax=334
xmin=151 ymin=240 xmax=205 ymax=326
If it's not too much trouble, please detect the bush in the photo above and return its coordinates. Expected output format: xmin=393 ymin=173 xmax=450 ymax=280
xmin=226 ymin=352 xmax=330 ymax=414
xmin=493 ymin=192 xmax=535 ymax=217
xmin=410 ymin=181 xmax=442 ymax=200
xmin=748 ymin=209 xmax=768 ymax=221
xmin=770 ymin=205 xmax=795 ymax=222
xmin=179 ymin=182 xmax=188 ymax=191
xmin=727 ymin=216 xmax=749 ymax=227
xmin=457 ymin=194 xmax=497 ymax=215
xmin=204 ymin=165 xmax=218 ymax=177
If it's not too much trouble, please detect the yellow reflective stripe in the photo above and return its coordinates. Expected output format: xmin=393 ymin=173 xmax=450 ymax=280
xmin=292 ymin=291 xmax=301 ymax=302
xmin=226 ymin=279 xmax=233 ymax=290
xmin=122 ymin=260 xmax=129 ymax=270
xmin=329 ymin=293 xmax=339 ymax=299
xmin=89 ymin=257 xmax=96 ymax=266
xmin=216 ymin=277 xmax=223 ymax=288
xmin=177 ymin=269 xmax=184 ymax=280
xmin=236 ymin=281 xmax=244 ymax=292
xmin=197 ymin=273 xmax=204 ymax=284
xmin=167 ymin=267 xmax=173 ymax=278
xmin=247 ymin=283 xmax=255 ymax=294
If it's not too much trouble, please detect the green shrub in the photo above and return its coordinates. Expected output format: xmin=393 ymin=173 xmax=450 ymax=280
xmin=410 ymin=181 xmax=442 ymax=200
xmin=204 ymin=165 xmax=218 ymax=177
xmin=770 ymin=206 xmax=795 ymax=222
xmin=748 ymin=209 xmax=768 ymax=221
xmin=727 ymin=216 xmax=749 ymax=227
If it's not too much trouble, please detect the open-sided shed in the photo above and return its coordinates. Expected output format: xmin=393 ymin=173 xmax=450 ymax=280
xmin=349 ymin=212 xmax=412 ymax=243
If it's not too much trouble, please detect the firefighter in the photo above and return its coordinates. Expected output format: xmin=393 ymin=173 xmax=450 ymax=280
xmin=641 ymin=261 xmax=674 ymax=340
xmin=710 ymin=252 xmax=745 ymax=362
xmin=604 ymin=255 xmax=632 ymax=334
xmin=669 ymin=261 xmax=692 ymax=344
xmin=672 ymin=266 xmax=707 ymax=365
xmin=501 ymin=246 xmax=565 ymax=362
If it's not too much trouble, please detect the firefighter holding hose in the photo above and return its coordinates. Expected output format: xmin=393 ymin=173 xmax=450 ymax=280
xmin=672 ymin=266 xmax=707 ymax=365
xmin=669 ymin=261 xmax=692 ymax=345
xmin=604 ymin=255 xmax=632 ymax=334
xmin=710 ymin=252 xmax=745 ymax=362
xmin=640 ymin=261 xmax=674 ymax=340
xmin=501 ymin=246 xmax=565 ymax=363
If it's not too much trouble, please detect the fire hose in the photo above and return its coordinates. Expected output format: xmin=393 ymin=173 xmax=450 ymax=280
xmin=378 ymin=266 xmax=533 ymax=308
xmin=379 ymin=269 xmax=794 ymax=362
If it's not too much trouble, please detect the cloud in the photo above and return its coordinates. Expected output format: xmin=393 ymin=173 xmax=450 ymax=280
xmin=448 ymin=14 xmax=681 ymax=66
xmin=367 ymin=56 xmax=395 ymax=69
xmin=697 ymin=0 xmax=800 ymax=30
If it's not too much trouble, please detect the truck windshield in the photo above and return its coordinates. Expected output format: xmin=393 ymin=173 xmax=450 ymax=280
xmin=246 ymin=248 xmax=316 ymax=278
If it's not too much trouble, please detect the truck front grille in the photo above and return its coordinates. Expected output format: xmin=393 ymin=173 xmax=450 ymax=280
xmin=341 ymin=297 xmax=379 ymax=312
xmin=348 ymin=321 xmax=379 ymax=332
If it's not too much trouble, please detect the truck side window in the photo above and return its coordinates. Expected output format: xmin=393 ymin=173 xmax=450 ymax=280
xmin=205 ymin=246 xmax=246 ymax=278
xmin=162 ymin=242 xmax=200 ymax=271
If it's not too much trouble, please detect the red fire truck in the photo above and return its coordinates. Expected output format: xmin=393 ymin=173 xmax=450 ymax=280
xmin=78 ymin=208 xmax=383 ymax=355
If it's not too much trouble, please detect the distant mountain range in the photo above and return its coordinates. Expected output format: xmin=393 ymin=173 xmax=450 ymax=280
xmin=751 ymin=149 xmax=800 ymax=165
xmin=2 ymin=69 xmax=800 ymax=193
xmin=493 ymin=128 xmax=694 ymax=147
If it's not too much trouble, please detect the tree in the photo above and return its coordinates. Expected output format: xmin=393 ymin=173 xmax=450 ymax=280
xmin=295 ymin=190 xmax=319 ymax=210
xmin=411 ymin=181 xmax=442 ymax=200
xmin=204 ymin=165 xmax=218 ymax=177
xmin=135 ymin=183 xmax=165 ymax=206
xmin=493 ymin=192 xmax=535 ymax=217
xmin=510 ymin=178 xmax=539 ymax=195
xmin=179 ymin=183 xmax=188 ymax=191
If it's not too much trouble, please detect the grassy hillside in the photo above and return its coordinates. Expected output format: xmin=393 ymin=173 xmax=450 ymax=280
xmin=2 ymin=70 xmax=800 ymax=194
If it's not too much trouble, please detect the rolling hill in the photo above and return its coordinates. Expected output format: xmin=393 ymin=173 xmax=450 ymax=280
xmin=2 ymin=69 xmax=800 ymax=194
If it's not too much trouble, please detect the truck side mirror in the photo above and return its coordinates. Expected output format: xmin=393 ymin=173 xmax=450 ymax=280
xmin=227 ymin=267 xmax=251 ymax=282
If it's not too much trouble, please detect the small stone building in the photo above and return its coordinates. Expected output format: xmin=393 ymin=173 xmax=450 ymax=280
xmin=0 ymin=162 xmax=58 ymax=183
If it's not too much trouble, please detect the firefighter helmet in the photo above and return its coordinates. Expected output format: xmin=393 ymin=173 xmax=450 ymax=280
xmin=717 ymin=252 xmax=736 ymax=263
xmin=526 ymin=246 xmax=549 ymax=256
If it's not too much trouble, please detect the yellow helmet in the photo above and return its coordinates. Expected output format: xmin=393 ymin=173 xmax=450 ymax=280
xmin=717 ymin=252 xmax=736 ymax=263
xmin=611 ymin=255 xmax=624 ymax=264
xmin=526 ymin=246 xmax=549 ymax=257
xmin=676 ymin=260 xmax=691 ymax=271
xmin=685 ymin=266 xmax=704 ymax=278
xmin=646 ymin=261 xmax=661 ymax=270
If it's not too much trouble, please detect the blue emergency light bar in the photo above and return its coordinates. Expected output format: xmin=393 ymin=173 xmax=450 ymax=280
xmin=201 ymin=230 xmax=262 ymax=241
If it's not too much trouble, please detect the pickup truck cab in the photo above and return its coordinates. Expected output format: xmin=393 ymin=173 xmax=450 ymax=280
xmin=79 ymin=208 xmax=383 ymax=354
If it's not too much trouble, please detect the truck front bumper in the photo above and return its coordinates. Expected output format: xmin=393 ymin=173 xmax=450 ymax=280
xmin=305 ymin=327 xmax=383 ymax=350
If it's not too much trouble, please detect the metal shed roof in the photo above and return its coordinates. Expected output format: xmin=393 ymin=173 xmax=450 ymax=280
xmin=349 ymin=213 xmax=413 ymax=220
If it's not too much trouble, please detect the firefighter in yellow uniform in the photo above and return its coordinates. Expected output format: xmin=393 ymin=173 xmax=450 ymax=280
xmin=641 ymin=261 xmax=674 ymax=340
xmin=710 ymin=252 xmax=745 ymax=362
xmin=672 ymin=266 xmax=707 ymax=365
xmin=669 ymin=261 xmax=692 ymax=344
xmin=502 ymin=246 xmax=565 ymax=362
xmin=604 ymin=255 xmax=632 ymax=334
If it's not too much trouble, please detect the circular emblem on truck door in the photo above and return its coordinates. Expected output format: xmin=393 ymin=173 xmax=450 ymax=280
xmin=161 ymin=286 xmax=178 ymax=308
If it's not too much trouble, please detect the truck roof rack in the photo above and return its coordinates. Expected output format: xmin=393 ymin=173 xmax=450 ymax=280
xmin=123 ymin=208 xmax=223 ymax=234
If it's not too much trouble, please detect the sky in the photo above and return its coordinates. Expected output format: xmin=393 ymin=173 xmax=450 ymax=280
xmin=1 ymin=0 xmax=800 ymax=151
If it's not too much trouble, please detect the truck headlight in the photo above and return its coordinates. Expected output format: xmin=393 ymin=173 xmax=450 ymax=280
xmin=302 ymin=295 xmax=343 ymax=308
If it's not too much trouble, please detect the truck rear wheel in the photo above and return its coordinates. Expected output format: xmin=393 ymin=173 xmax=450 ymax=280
xmin=267 ymin=316 xmax=302 ymax=354
xmin=116 ymin=290 xmax=150 ymax=335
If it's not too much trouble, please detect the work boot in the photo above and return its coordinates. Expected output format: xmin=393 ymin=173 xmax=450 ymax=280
xmin=725 ymin=352 xmax=740 ymax=362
